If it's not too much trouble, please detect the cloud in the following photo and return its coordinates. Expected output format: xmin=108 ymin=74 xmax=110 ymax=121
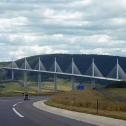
xmin=0 ymin=0 xmax=126 ymax=61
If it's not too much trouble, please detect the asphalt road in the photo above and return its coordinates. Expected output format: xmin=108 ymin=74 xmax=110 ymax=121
xmin=0 ymin=96 xmax=98 ymax=126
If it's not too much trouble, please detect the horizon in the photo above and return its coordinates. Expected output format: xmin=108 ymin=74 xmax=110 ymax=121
xmin=1 ymin=53 xmax=126 ymax=62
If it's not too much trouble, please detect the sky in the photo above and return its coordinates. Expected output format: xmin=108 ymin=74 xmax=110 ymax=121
xmin=0 ymin=0 xmax=126 ymax=61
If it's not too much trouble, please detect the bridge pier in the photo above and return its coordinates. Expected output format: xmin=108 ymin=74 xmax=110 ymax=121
xmin=24 ymin=71 xmax=27 ymax=87
xmin=91 ymin=79 xmax=95 ymax=89
xmin=116 ymin=59 xmax=119 ymax=79
xmin=38 ymin=72 xmax=41 ymax=93
xmin=54 ymin=74 xmax=57 ymax=92
xmin=71 ymin=58 xmax=74 ymax=90
xmin=11 ymin=70 xmax=14 ymax=80
xmin=71 ymin=76 xmax=74 ymax=90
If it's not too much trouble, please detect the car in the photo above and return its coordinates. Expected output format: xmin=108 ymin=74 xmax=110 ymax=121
xmin=24 ymin=93 xmax=30 ymax=100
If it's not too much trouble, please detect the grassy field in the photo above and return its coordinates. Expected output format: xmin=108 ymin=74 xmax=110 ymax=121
xmin=76 ymin=82 xmax=106 ymax=90
xmin=0 ymin=78 xmax=105 ymax=95
xmin=0 ymin=78 xmax=79 ymax=95
xmin=0 ymin=77 xmax=108 ymax=96
xmin=0 ymin=81 xmax=36 ymax=96
xmin=106 ymin=88 xmax=126 ymax=99
xmin=27 ymin=78 xmax=79 ymax=92
xmin=45 ymin=89 xmax=126 ymax=120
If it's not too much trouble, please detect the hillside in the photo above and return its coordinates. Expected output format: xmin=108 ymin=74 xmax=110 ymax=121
xmin=0 ymin=54 xmax=126 ymax=84
xmin=105 ymin=81 xmax=126 ymax=88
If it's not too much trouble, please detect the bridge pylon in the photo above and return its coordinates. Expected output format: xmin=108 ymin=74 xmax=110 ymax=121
xmin=24 ymin=70 xmax=27 ymax=87
xmin=12 ymin=70 xmax=14 ymax=80
xmin=107 ymin=59 xmax=126 ymax=79
xmin=91 ymin=79 xmax=95 ymax=89
xmin=116 ymin=59 xmax=119 ymax=79
xmin=54 ymin=57 xmax=57 ymax=92
xmin=38 ymin=72 xmax=41 ymax=93
xmin=91 ymin=58 xmax=95 ymax=89
xmin=38 ymin=57 xmax=42 ymax=93
xmin=24 ymin=58 xmax=27 ymax=87
xmin=71 ymin=58 xmax=74 ymax=90
xmin=11 ymin=58 xmax=18 ymax=80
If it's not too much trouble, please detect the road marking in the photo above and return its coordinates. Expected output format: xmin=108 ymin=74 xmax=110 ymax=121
xmin=18 ymin=101 xmax=24 ymax=104
xmin=13 ymin=103 xmax=17 ymax=107
xmin=12 ymin=108 xmax=24 ymax=118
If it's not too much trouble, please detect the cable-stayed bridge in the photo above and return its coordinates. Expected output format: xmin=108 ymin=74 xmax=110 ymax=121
xmin=0 ymin=57 xmax=126 ymax=93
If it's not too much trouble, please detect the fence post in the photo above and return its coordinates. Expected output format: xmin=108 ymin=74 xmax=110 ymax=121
xmin=97 ymin=99 xmax=98 ymax=114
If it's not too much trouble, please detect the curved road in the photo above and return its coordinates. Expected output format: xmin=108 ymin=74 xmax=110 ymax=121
xmin=0 ymin=96 xmax=97 ymax=126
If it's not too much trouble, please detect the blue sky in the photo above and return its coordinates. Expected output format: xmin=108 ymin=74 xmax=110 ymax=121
xmin=0 ymin=0 xmax=126 ymax=61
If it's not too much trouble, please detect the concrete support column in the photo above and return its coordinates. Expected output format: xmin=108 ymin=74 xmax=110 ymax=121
xmin=54 ymin=57 xmax=57 ymax=92
xmin=91 ymin=78 xmax=95 ymax=89
xmin=54 ymin=74 xmax=57 ymax=92
xmin=91 ymin=58 xmax=95 ymax=89
xmin=38 ymin=72 xmax=41 ymax=93
xmin=117 ymin=59 xmax=119 ymax=79
xmin=71 ymin=76 xmax=74 ymax=90
xmin=24 ymin=71 xmax=27 ymax=87
xmin=92 ymin=58 xmax=94 ymax=77
xmin=11 ymin=70 xmax=14 ymax=80
xmin=71 ymin=58 xmax=74 ymax=90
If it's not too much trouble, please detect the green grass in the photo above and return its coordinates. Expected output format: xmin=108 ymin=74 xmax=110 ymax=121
xmin=106 ymin=88 xmax=126 ymax=99
xmin=0 ymin=77 xmax=106 ymax=95
xmin=1 ymin=82 xmax=36 ymax=94
xmin=0 ymin=78 xmax=111 ymax=96
xmin=76 ymin=82 xmax=106 ymax=90
xmin=0 ymin=78 xmax=79 ymax=95
xmin=37 ymin=78 xmax=79 ymax=92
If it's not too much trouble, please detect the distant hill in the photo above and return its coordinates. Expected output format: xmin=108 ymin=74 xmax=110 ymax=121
xmin=0 ymin=54 xmax=126 ymax=84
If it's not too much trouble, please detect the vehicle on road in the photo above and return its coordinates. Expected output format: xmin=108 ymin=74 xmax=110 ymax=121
xmin=24 ymin=92 xmax=30 ymax=100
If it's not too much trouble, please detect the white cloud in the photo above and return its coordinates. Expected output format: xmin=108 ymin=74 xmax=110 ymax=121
xmin=0 ymin=16 xmax=28 ymax=28
xmin=80 ymin=48 xmax=109 ymax=55
xmin=29 ymin=45 xmax=53 ymax=54
xmin=0 ymin=0 xmax=126 ymax=61
xmin=97 ymin=35 xmax=110 ymax=43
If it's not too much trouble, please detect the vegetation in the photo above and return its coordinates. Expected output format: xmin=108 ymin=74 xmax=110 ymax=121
xmin=106 ymin=81 xmax=126 ymax=88
xmin=0 ymin=76 xmax=106 ymax=96
xmin=0 ymin=85 xmax=5 ymax=88
xmin=45 ymin=89 xmax=126 ymax=120
xmin=0 ymin=69 xmax=7 ymax=80
xmin=0 ymin=78 xmax=79 ymax=96
xmin=0 ymin=80 xmax=55 ymax=97
xmin=106 ymin=88 xmax=126 ymax=100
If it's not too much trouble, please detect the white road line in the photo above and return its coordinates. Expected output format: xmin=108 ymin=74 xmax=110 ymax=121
xmin=13 ymin=103 xmax=17 ymax=107
xmin=18 ymin=101 xmax=24 ymax=104
xmin=12 ymin=108 xmax=24 ymax=118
